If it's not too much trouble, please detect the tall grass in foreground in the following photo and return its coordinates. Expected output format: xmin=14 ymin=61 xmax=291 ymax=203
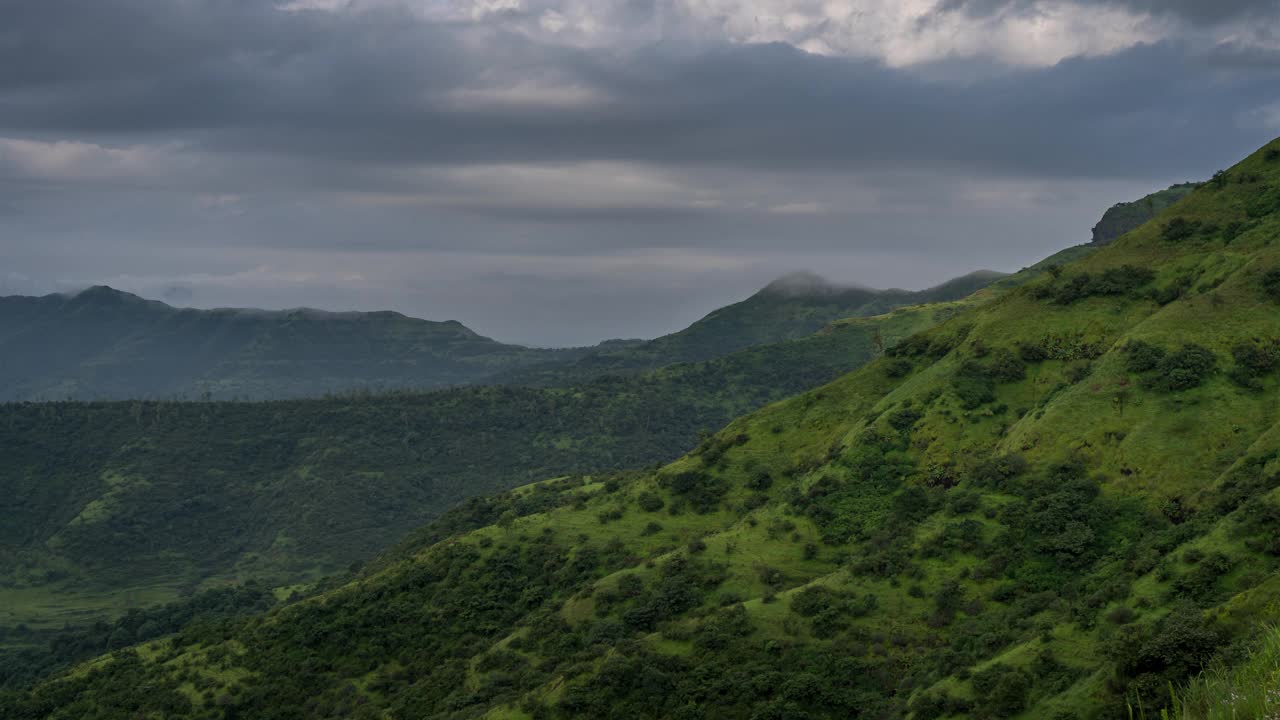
xmin=1131 ymin=626 xmax=1280 ymax=719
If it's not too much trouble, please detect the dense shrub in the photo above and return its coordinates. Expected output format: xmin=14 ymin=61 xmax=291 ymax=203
xmin=970 ymin=663 xmax=1030 ymax=718
xmin=953 ymin=360 xmax=997 ymax=409
xmin=660 ymin=469 xmax=727 ymax=514
xmin=1245 ymin=185 xmax=1280 ymax=219
xmin=637 ymin=492 xmax=666 ymax=513
xmin=969 ymin=454 xmax=1028 ymax=491
xmin=884 ymin=357 xmax=914 ymax=378
xmin=1161 ymin=217 xmax=1202 ymax=243
xmin=1017 ymin=342 xmax=1049 ymax=362
xmin=1122 ymin=341 xmax=1217 ymax=391
xmin=1090 ymin=265 xmax=1156 ymax=295
xmin=1148 ymin=344 xmax=1217 ymax=392
xmin=987 ymin=349 xmax=1027 ymax=382
xmin=1037 ymin=265 xmax=1155 ymax=304
xmin=887 ymin=406 xmax=923 ymax=432
xmin=1263 ymin=269 xmax=1280 ymax=303
xmin=1123 ymin=341 xmax=1166 ymax=373
xmin=745 ymin=469 xmax=774 ymax=492
xmin=1107 ymin=604 xmax=1225 ymax=712
xmin=1228 ymin=338 xmax=1280 ymax=388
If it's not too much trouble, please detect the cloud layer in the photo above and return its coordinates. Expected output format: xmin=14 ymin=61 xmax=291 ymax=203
xmin=3 ymin=0 xmax=1278 ymax=344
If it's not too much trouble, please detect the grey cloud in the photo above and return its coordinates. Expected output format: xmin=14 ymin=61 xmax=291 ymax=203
xmin=932 ymin=0 xmax=1280 ymax=24
xmin=2 ymin=1 xmax=1277 ymax=188
xmin=1204 ymin=40 xmax=1280 ymax=68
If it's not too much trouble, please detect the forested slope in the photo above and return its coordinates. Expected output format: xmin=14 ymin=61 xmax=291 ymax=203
xmin=0 ymin=288 xmax=584 ymax=401
xmin=0 ymin=298 xmax=962 ymax=637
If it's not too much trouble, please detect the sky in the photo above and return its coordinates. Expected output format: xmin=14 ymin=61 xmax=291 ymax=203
xmin=3 ymin=0 xmax=1279 ymax=346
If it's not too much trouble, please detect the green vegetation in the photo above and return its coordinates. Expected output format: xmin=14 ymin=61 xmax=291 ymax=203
xmin=1150 ymin=625 xmax=1280 ymax=719
xmin=1091 ymin=183 xmax=1201 ymax=246
xmin=6 ymin=137 xmax=1280 ymax=720
xmin=496 ymin=270 xmax=1007 ymax=386
xmin=0 ymin=269 xmax=1007 ymax=402
xmin=0 ymin=584 xmax=274 ymax=691
xmin=0 ymin=297 xmax=963 ymax=635
xmin=0 ymin=287 xmax=589 ymax=401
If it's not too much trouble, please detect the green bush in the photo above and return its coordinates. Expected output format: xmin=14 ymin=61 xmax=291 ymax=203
xmin=1162 ymin=217 xmax=1203 ymax=243
xmin=1038 ymin=265 xmax=1155 ymax=304
xmin=887 ymin=406 xmax=923 ymax=432
xmin=1149 ymin=344 xmax=1217 ymax=392
xmin=1228 ymin=338 xmax=1280 ymax=388
xmin=884 ymin=357 xmax=914 ymax=378
xmin=1245 ymin=185 xmax=1280 ymax=219
xmin=660 ymin=469 xmax=727 ymax=514
xmin=1262 ymin=270 xmax=1280 ymax=303
xmin=745 ymin=469 xmax=773 ymax=491
xmin=1123 ymin=341 xmax=1217 ymax=391
xmin=988 ymin=349 xmax=1027 ymax=382
xmin=637 ymin=492 xmax=666 ymax=513
xmin=953 ymin=360 xmax=997 ymax=409
xmin=1123 ymin=340 xmax=1166 ymax=373
xmin=1107 ymin=604 xmax=1226 ymax=713
xmin=970 ymin=663 xmax=1030 ymax=718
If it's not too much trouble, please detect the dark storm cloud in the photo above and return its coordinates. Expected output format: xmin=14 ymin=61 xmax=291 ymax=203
xmin=2 ymin=0 xmax=1276 ymax=191
xmin=932 ymin=0 xmax=1280 ymax=24
xmin=1205 ymin=40 xmax=1280 ymax=68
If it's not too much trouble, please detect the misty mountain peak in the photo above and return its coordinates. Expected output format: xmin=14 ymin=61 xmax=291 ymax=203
xmin=71 ymin=285 xmax=147 ymax=305
xmin=761 ymin=271 xmax=857 ymax=297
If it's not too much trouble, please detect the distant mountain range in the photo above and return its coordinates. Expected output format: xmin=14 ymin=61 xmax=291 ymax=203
xmin=0 ymin=287 xmax=582 ymax=401
xmin=0 ymin=271 xmax=1007 ymax=401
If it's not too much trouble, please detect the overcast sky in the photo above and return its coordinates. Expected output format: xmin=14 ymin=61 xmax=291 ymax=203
xmin=3 ymin=0 xmax=1279 ymax=345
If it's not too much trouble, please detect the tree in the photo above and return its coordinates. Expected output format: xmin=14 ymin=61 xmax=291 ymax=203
xmin=498 ymin=510 xmax=517 ymax=532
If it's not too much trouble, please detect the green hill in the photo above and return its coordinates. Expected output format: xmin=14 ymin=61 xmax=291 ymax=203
xmin=0 ymin=287 xmax=590 ymax=401
xmin=0 ymin=276 xmax=1014 ymax=650
xmin=496 ymin=270 xmax=1008 ymax=386
xmin=1090 ymin=183 xmax=1201 ymax=246
xmin=0 ymin=300 xmax=958 ymax=634
xmin=8 ymin=138 xmax=1278 ymax=720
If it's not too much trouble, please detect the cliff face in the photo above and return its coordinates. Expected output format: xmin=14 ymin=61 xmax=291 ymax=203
xmin=1090 ymin=182 xmax=1200 ymax=245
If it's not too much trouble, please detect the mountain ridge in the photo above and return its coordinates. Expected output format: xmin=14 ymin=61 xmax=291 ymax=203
xmin=0 ymin=286 xmax=579 ymax=401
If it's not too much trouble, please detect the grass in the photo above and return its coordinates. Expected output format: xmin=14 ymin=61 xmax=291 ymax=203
xmin=1131 ymin=626 xmax=1280 ymax=720
xmin=0 ymin=582 xmax=184 ymax=631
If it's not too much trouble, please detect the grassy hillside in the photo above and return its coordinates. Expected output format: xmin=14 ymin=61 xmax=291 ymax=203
xmin=0 ymin=287 xmax=590 ymax=401
xmin=1148 ymin=625 xmax=1280 ymax=719
xmin=1090 ymin=183 xmax=1201 ymax=246
xmin=0 ymin=299 xmax=962 ymax=634
xmin=497 ymin=270 xmax=1007 ymax=386
xmin=9 ymin=138 xmax=1279 ymax=720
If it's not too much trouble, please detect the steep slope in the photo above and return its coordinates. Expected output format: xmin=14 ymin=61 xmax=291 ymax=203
xmin=498 ymin=270 xmax=1007 ymax=386
xmin=0 ymin=288 xmax=583 ymax=401
xmin=12 ymin=138 xmax=1279 ymax=720
xmin=1090 ymin=183 xmax=1201 ymax=246
xmin=0 ymin=299 xmax=960 ymax=636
